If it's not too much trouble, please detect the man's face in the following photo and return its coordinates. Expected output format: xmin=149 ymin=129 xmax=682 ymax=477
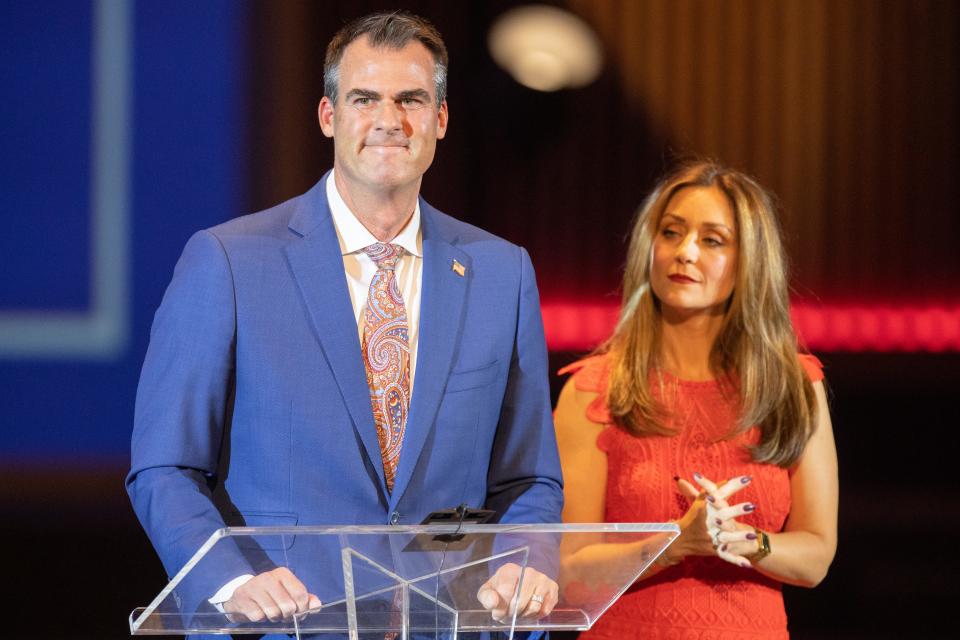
xmin=319 ymin=37 xmax=448 ymax=195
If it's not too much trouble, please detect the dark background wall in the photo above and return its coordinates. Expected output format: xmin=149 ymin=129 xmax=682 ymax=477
xmin=1 ymin=1 xmax=957 ymax=637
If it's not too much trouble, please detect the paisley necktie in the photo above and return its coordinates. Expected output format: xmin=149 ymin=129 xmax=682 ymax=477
xmin=360 ymin=243 xmax=410 ymax=493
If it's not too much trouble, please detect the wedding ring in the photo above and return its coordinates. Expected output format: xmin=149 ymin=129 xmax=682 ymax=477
xmin=530 ymin=594 xmax=544 ymax=604
xmin=711 ymin=529 xmax=721 ymax=548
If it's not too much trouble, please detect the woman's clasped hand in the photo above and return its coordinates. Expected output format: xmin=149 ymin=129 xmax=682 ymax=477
xmin=668 ymin=473 xmax=767 ymax=569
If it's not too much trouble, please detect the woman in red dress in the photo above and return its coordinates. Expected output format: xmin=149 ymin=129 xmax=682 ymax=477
xmin=555 ymin=160 xmax=838 ymax=639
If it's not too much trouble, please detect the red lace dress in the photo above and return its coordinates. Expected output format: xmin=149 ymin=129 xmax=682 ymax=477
xmin=559 ymin=354 xmax=823 ymax=640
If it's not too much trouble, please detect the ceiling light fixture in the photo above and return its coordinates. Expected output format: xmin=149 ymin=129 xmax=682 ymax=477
xmin=489 ymin=5 xmax=603 ymax=92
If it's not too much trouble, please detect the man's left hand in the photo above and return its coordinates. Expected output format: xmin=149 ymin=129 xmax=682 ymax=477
xmin=476 ymin=563 xmax=558 ymax=622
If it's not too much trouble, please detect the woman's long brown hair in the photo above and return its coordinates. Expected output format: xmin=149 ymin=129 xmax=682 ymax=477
xmin=602 ymin=160 xmax=818 ymax=467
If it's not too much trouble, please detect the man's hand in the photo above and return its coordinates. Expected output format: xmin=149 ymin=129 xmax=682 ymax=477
xmin=476 ymin=563 xmax=558 ymax=622
xmin=222 ymin=567 xmax=321 ymax=622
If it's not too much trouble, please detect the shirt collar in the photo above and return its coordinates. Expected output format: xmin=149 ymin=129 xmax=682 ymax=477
xmin=326 ymin=170 xmax=422 ymax=258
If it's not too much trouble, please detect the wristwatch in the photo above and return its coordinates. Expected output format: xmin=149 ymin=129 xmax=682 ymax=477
xmin=747 ymin=527 xmax=771 ymax=561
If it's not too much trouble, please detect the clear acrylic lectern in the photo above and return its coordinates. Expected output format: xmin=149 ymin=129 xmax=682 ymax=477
xmin=130 ymin=523 xmax=678 ymax=638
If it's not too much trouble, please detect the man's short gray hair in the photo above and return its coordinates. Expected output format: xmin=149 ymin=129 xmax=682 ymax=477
xmin=323 ymin=11 xmax=449 ymax=108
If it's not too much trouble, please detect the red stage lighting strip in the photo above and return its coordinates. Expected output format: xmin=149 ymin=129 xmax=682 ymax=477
xmin=541 ymin=301 xmax=960 ymax=353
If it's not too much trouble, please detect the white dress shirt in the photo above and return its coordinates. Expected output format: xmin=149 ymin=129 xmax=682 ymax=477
xmin=326 ymin=170 xmax=423 ymax=393
xmin=209 ymin=172 xmax=424 ymax=609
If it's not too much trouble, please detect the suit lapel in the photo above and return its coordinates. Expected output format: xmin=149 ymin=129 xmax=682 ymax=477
xmin=282 ymin=178 xmax=388 ymax=495
xmin=390 ymin=203 xmax=470 ymax=506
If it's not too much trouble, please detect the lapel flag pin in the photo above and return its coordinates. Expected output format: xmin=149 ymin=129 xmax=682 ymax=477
xmin=452 ymin=259 xmax=466 ymax=277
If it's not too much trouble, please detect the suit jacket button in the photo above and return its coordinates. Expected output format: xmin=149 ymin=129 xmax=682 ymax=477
xmin=390 ymin=511 xmax=401 ymax=525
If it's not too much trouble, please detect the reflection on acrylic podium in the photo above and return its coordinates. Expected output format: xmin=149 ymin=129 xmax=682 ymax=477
xmin=130 ymin=523 xmax=678 ymax=639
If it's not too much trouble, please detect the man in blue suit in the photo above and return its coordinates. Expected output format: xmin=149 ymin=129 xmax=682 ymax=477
xmin=127 ymin=10 xmax=563 ymax=631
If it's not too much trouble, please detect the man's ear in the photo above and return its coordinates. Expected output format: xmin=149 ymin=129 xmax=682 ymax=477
xmin=318 ymin=97 xmax=335 ymax=138
xmin=435 ymin=100 xmax=449 ymax=140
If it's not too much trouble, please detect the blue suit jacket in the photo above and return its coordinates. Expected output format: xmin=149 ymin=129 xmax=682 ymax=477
xmin=127 ymin=175 xmax=563 ymax=623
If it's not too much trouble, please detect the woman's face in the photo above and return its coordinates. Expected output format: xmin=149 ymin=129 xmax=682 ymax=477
xmin=650 ymin=185 xmax=738 ymax=320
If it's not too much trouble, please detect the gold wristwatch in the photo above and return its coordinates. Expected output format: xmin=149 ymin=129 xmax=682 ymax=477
xmin=747 ymin=527 xmax=771 ymax=561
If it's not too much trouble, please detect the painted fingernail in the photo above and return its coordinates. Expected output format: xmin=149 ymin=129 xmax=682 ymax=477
xmin=746 ymin=532 xmax=757 ymax=540
xmin=673 ymin=475 xmax=680 ymax=481
xmin=721 ymin=544 xmax=728 ymax=551
xmin=744 ymin=504 xmax=756 ymax=512
xmin=741 ymin=476 xmax=752 ymax=484
xmin=693 ymin=472 xmax=703 ymax=479
xmin=706 ymin=495 xmax=716 ymax=503
xmin=715 ymin=518 xmax=723 ymax=526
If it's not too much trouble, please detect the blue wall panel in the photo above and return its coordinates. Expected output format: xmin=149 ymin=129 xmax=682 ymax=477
xmin=0 ymin=1 xmax=248 ymax=461
xmin=0 ymin=3 xmax=93 ymax=310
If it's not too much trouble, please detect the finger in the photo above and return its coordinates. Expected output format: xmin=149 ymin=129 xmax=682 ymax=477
xmin=250 ymin=589 xmax=285 ymax=623
xmin=540 ymin=583 xmax=559 ymax=617
xmin=496 ymin=578 xmax=522 ymax=618
xmin=294 ymin=594 xmax=323 ymax=621
xmin=709 ymin=507 xmax=742 ymax=532
xmin=259 ymin=575 xmax=301 ymax=620
xmin=273 ymin=591 xmax=298 ymax=620
xmin=257 ymin=575 xmax=298 ymax=623
xmin=706 ymin=524 xmax=722 ymax=549
xmin=676 ymin=477 xmax=700 ymax=501
xmin=229 ymin=574 xmax=281 ymax=622
xmin=704 ymin=498 xmax=731 ymax=537
xmin=477 ymin=584 xmax=507 ymax=618
xmin=513 ymin=570 xmax=537 ymax=618
xmin=716 ymin=529 xmax=758 ymax=545
xmin=692 ymin=471 xmax=720 ymax=495
xmin=519 ymin=586 xmax=542 ymax=618
xmin=704 ymin=493 xmax=729 ymax=510
xmin=715 ymin=475 xmax=752 ymax=500
xmin=222 ymin=597 xmax=256 ymax=623
xmin=720 ymin=540 xmax=759 ymax=558
xmin=519 ymin=571 xmax=557 ymax=618
xmin=478 ymin=578 xmax=513 ymax=622
xmin=713 ymin=501 xmax=756 ymax=523
xmin=278 ymin=572 xmax=311 ymax=613
xmin=521 ymin=577 xmax=556 ymax=619
xmin=224 ymin=591 xmax=266 ymax=623
xmin=717 ymin=543 xmax=753 ymax=569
